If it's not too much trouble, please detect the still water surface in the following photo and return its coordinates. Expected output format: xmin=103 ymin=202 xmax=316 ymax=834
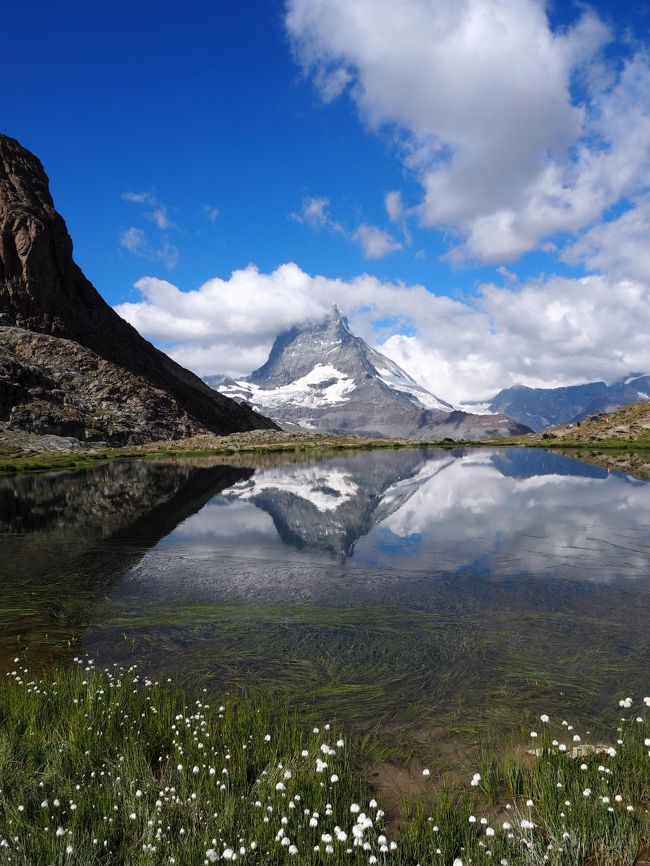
xmin=2 ymin=447 xmax=649 ymax=753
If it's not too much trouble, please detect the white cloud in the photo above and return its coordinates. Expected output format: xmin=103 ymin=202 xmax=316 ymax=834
xmin=120 ymin=190 xmax=179 ymax=268
xmin=291 ymin=195 xmax=400 ymax=258
xmin=120 ymin=227 xmax=147 ymax=254
xmin=122 ymin=190 xmax=176 ymax=231
xmin=290 ymin=195 xmax=341 ymax=231
xmin=203 ymin=204 xmax=220 ymax=223
xmin=114 ymin=262 xmax=650 ymax=402
xmin=119 ymin=227 xmax=179 ymax=271
xmin=353 ymin=224 xmax=402 ymax=258
xmin=286 ymin=0 xmax=650 ymax=263
xmin=562 ymin=196 xmax=650 ymax=284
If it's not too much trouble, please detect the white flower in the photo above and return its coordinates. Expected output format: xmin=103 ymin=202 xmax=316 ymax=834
xmin=275 ymin=782 xmax=285 ymax=792
xmin=540 ymin=714 xmax=550 ymax=723
xmin=486 ymin=827 xmax=495 ymax=837
xmin=222 ymin=849 xmax=235 ymax=860
xmin=330 ymin=774 xmax=339 ymax=783
xmin=56 ymin=827 xmax=65 ymax=838
xmin=470 ymin=773 xmax=481 ymax=786
xmin=206 ymin=850 xmax=218 ymax=863
xmin=350 ymin=804 xmax=360 ymax=814
xmin=264 ymin=735 xmax=271 ymax=742
xmin=583 ymin=788 xmax=592 ymax=797
xmin=422 ymin=768 xmax=430 ymax=777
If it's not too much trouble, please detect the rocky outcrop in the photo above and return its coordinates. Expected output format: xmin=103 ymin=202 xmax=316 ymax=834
xmin=0 ymin=134 xmax=277 ymax=441
xmin=0 ymin=326 xmax=213 ymax=443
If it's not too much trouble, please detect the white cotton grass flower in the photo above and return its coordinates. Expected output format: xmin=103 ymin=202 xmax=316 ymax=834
xmin=470 ymin=772 xmax=481 ymax=786
xmin=422 ymin=768 xmax=430 ymax=777
xmin=540 ymin=714 xmax=550 ymax=723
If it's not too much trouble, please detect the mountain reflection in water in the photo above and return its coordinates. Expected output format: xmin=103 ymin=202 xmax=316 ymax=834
xmin=1 ymin=447 xmax=650 ymax=742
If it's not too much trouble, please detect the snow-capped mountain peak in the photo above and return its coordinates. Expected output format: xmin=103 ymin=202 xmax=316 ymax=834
xmin=206 ymin=307 xmax=529 ymax=440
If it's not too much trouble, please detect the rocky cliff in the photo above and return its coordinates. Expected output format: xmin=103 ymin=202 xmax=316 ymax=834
xmin=0 ymin=134 xmax=277 ymax=443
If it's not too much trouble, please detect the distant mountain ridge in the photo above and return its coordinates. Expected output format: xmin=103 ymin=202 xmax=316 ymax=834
xmin=0 ymin=134 xmax=277 ymax=443
xmin=206 ymin=307 xmax=530 ymax=440
xmin=486 ymin=375 xmax=650 ymax=431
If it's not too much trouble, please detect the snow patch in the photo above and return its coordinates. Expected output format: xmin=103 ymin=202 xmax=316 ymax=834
xmin=227 ymin=466 xmax=359 ymax=512
xmin=219 ymin=364 xmax=356 ymax=413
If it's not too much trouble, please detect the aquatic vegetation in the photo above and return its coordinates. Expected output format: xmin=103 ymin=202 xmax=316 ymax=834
xmin=1 ymin=661 xmax=649 ymax=864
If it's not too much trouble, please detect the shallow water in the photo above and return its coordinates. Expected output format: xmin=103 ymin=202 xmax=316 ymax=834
xmin=2 ymin=446 xmax=650 ymax=754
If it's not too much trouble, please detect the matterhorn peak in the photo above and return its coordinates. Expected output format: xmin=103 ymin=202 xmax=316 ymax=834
xmin=208 ymin=308 xmax=530 ymax=440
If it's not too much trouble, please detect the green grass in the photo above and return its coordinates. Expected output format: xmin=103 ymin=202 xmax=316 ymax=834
xmin=0 ymin=438 xmax=484 ymax=476
xmin=1 ymin=661 xmax=649 ymax=865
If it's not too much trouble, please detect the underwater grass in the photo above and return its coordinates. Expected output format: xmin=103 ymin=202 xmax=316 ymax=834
xmin=1 ymin=660 xmax=650 ymax=865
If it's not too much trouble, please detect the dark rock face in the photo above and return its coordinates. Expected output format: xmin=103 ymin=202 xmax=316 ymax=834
xmin=0 ymin=134 xmax=277 ymax=441
xmin=209 ymin=307 xmax=529 ymax=440
xmin=0 ymin=326 xmax=212 ymax=444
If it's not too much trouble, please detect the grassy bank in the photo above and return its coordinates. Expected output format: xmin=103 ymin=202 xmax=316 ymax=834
xmin=1 ymin=660 xmax=649 ymax=865
xmin=0 ymin=431 xmax=479 ymax=476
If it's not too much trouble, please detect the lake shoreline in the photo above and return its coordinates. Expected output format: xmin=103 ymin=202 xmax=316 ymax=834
xmin=3 ymin=425 xmax=650 ymax=476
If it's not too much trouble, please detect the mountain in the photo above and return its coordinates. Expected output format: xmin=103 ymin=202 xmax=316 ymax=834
xmin=487 ymin=375 xmax=650 ymax=431
xmin=530 ymin=398 xmax=650 ymax=445
xmin=486 ymin=382 xmax=609 ymax=431
xmin=207 ymin=307 xmax=530 ymax=440
xmin=0 ymin=134 xmax=277 ymax=444
xmin=225 ymin=449 xmax=434 ymax=559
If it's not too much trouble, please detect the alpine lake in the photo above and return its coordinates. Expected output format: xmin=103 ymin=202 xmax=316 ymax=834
xmin=2 ymin=445 xmax=650 ymax=785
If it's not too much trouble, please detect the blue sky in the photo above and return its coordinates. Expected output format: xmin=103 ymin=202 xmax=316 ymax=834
xmin=2 ymin=0 xmax=650 ymax=400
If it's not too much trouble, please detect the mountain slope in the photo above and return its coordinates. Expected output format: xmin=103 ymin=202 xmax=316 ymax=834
xmin=488 ymin=375 xmax=650 ymax=431
xmin=208 ymin=308 xmax=529 ymax=440
xmin=0 ymin=134 xmax=277 ymax=442
xmin=530 ymin=398 xmax=650 ymax=444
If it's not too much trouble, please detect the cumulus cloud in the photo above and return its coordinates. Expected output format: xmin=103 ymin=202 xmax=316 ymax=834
xmin=114 ymin=262 xmax=650 ymax=402
xmin=285 ymin=0 xmax=650 ymax=263
xmin=562 ymin=196 xmax=650 ymax=284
